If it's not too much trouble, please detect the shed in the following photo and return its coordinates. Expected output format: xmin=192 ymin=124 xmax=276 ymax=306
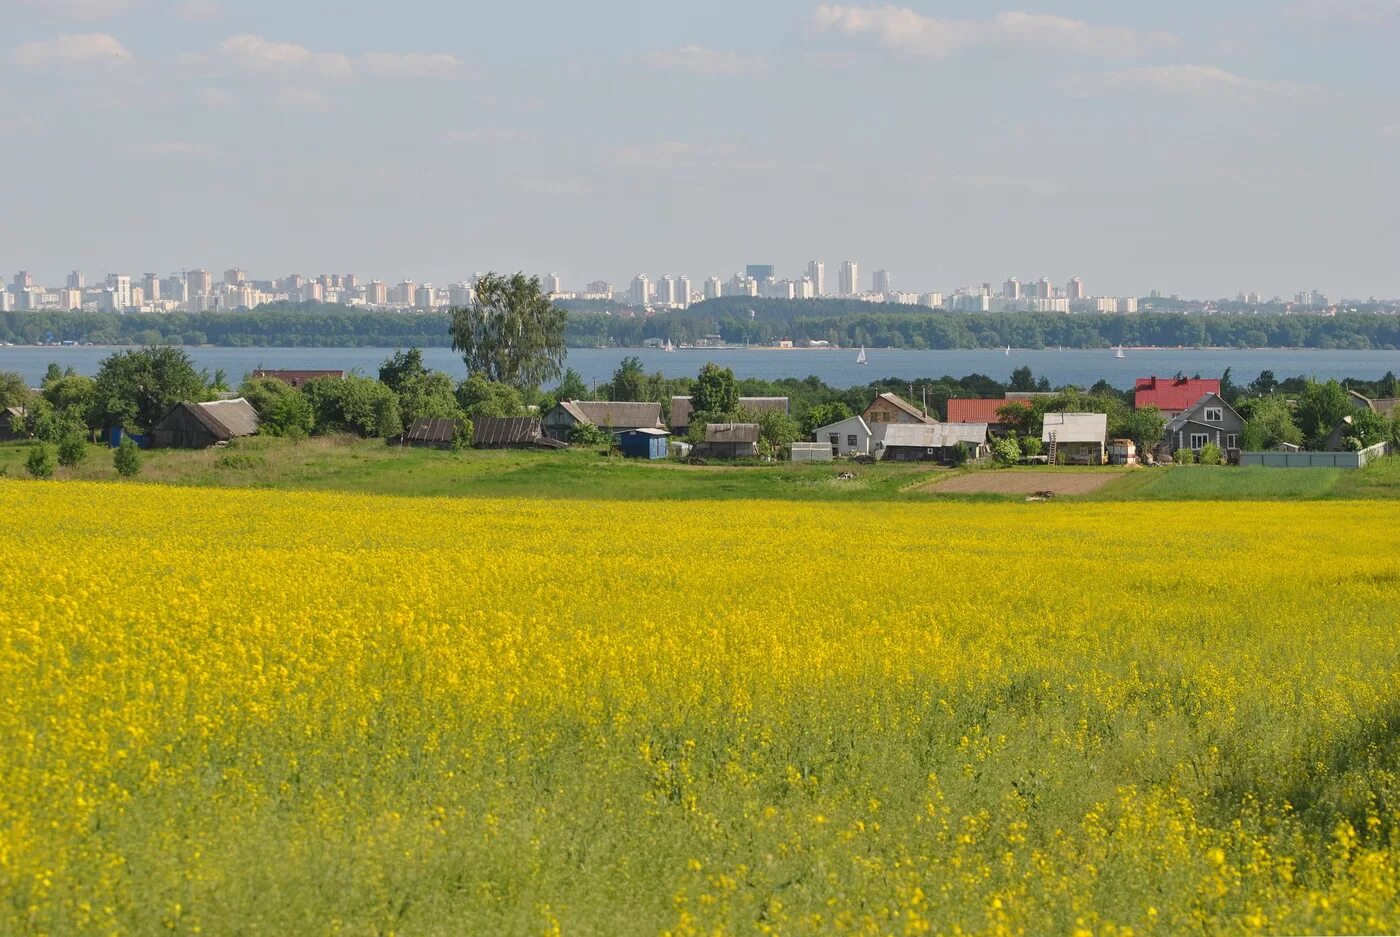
xmin=812 ymin=415 xmax=875 ymax=457
xmin=395 ymin=417 xmax=462 ymax=449
xmin=1042 ymin=412 xmax=1107 ymax=465
xmin=791 ymin=442 xmax=834 ymax=463
xmin=250 ymin=369 xmax=346 ymax=387
xmin=151 ymin=398 xmax=260 ymax=449
xmin=0 ymin=405 xmax=23 ymax=441
xmin=472 ymin=417 xmax=565 ymax=449
xmin=669 ymin=396 xmax=789 ymax=434
xmin=877 ymin=422 xmax=989 ymax=463
xmin=695 ymin=423 xmax=760 ymax=460
xmin=619 ymin=427 xmax=671 ymax=460
xmin=542 ymin=400 xmax=665 ymax=442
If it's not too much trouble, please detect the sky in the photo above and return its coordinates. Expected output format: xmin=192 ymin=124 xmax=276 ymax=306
xmin=1 ymin=0 xmax=1398 ymax=299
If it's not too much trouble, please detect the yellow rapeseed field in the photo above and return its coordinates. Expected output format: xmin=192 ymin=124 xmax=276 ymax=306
xmin=2 ymin=479 xmax=1399 ymax=935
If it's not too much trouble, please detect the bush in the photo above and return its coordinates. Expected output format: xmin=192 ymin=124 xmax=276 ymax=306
xmin=25 ymin=444 xmax=57 ymax=479
xmin=992 ymin=436 xmax=1021 ymax=468
xmin=1199 ymin=442 xmax=1223 ymax=465
xmin=570 ymin=422 xmax=613 ymax=448
xmin=114 ymin=437 xmax=142 ymax=477
xmin=950 ymin=442 xmax=972 ymax=467
xmin=1174 ymin=447 xmax=1196 ymax=465
xmin=450 ymin=418 xmax=475 ymax=453
xmin=266 ymin=392 xmax=315 ymax=439
xmin=57 ymin=434 xmax=87 ymax=468
xmin=1022 ymin=436 xmax=1043 ymax=458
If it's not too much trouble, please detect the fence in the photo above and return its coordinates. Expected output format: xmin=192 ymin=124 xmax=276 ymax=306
xmin=1239 ymin=442 xmax=1390 ymax=469
xmin=791 ymin=442 xmax=834 ymax=463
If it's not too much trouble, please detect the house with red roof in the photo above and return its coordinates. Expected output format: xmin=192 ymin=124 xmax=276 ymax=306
xmin=1134 ymin=376 xmax=1222 ymax=417
xmin=945 ymin=398 xmax=1024 ymax=435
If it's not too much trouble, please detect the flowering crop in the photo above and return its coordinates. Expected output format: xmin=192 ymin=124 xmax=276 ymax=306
xmin=2 ymin=480 xmax=1399 ymax=935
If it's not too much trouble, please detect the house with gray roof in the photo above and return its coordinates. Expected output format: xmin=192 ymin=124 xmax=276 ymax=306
xmin=151 ymin=398 xmax=260 ymax=449
xmin=669 ymin=396 xmax=788 ymax=434
xmin=1042 ymin=412 xmax=1108 ymax=465
xmin=1164 ymin=393 xmax=1244 ymax=460
xmin=541 ymin=400 xmax=665 ymax=442
xmin=694 ymin=423 xmax=760 ymax=460
xmin=877 ymin=422 xmax=990 ymax=463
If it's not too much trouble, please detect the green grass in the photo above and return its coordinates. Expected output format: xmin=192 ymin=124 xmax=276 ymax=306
xmin=4 ymin=437 xmax=1397 ymax=502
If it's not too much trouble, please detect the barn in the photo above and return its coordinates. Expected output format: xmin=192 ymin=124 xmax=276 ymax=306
xmin=877 ymin=422 xmax=989 ymax=463
xmin=395 ymin=417 xmax=462 ymax=450
xmin=695 ymin=423 xmax=760 ymax=460
xmin=473 ymin=417 xmax=565 ymax=450
xmin=151 ymin=398 xmax=260 ymax=449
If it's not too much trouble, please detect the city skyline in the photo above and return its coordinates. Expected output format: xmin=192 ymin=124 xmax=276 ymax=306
xmin=1 ymin=1 xmax=1396 ymax=299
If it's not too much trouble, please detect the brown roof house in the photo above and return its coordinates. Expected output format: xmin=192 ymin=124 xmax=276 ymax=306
xmin=669 ymin=396 xmax=789 ymax=434
xmin=541 ymin=400 xmax=665 ymax=442
xmin=694 ymin=423 xmax=761 ymax=460
xmin=393 ymin=417 xmax=464 ymax=450
xmin=0 ymin=405 xmax=24 ymax=441
xmin=862 ymin=392 xmax=935 ymax=426
xmin=151 ymin=398 xmax=260 ymax=449
xmin=473 ymin=417 xmax=566 ymax=450
xmin=250 ymin=369 xmax=346 ymax=387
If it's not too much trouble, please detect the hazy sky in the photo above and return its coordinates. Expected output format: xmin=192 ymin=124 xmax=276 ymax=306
xmin=2 ymin=0 xmax=1397 ymax=298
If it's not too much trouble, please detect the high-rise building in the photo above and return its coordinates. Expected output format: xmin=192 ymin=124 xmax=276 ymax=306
xmin=724 ymin=274 xmax=758 ymax=298
xmin=344 ymin=273 xmax=359 ymax=291
xmin=190 ymin=269 xmax=213 ymax=294
xmin=12 ymin=271 xmax=33 ymax=292
xmin=839 ymin=261 xmax=859 ymax=297
xmin=1003 ymin=277 xmax=1021 ymax=300
xmin=224 ymin=267 xmax=246 ymax=285
xmin=0 ymin=291 xmax=13 ymax=312
xmin=1035 ymin=277 xmax=1053 ymax=299
xmin=655 ymin=276 xmax=677 ymax=306
xmin=677 ymin=276 xmax=693 ymax=308
xmin=165 ymin=274 xmax=189 ymax=304
xmin=66 ymin=270 xmax=85 ymax=290
xmin=318 ymin=274 xmax=333 ymax=292
xmin=746 ymin=264 xmax=775 ymax=285
xmin=542 ymin=273 xmax=562 ymax=295
xmin=585 ymin=280 xmax=613 ymax=296
xmin=704 ymin=277 xmax=722 ymax=301
xmin=1067 ymin=277 xmax=1085 ymax=301
xmin=58 ymin=289 xmax=82 ymax=310
xmin=393 ymin=280 xmax=416 ymax=305
xmin=872 ymin=269 xmax=893 ymax=294
xmin=448 ymin=282 xmax=475 ymax=307
xmin=806 ymin=261 xmax=825 ymax=297
xmin=797 ymin=276 xmax=816 ymax=300
xmin=629 ymin=275 xmax=651 ymax=307
xmin=1117 ymin=297 xmax=1139 ymax=314
xmin=143 ymin=273 xmax=161 ymax=302
xmin=106 ymin=274 xmax=132 ymax=310
xmin=366 ymin=280 xmax=388 ymax=305
xmin=920 ymin=292 xmax=945 ymax=309
xmin=415 ymin=284 xmax=437 ymax=310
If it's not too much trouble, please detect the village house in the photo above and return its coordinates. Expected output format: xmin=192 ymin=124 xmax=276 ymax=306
xmin=1164 ymin=393 xmax=1244 ymax=459
xmin=1349 ymin=390 xmax=1399 ymax=420
xmin=250 ymin=369 xmax=347 ymax=387
xmin=0 ymin=405 xmax=24 ymax=441
xmin=695 ymin=423 xmax=760 ymax=460
xmin=1042 ymin=412 xmax=1108 ymax=465
xmin=945 ymin=398 xmax=1024 ymax=435
xmin=1134 ymin=376 xmax=1221 ymax=418
xmin=473 ymin=417 xmax=564 ymax=450
xmin=668 ymin=396 xmax=789 ymax=435
xmin=151 ymin=398 xmax=260 ymax=449
xmin=541 ymin=401 xmax=665 ymax=442
xmin=862 ymin=392 xmax=935 ymax=426
xmin=877 ymin=422 xmax=990 ymax=463
xmin=811 ymin=415 xmax=875 ymax=457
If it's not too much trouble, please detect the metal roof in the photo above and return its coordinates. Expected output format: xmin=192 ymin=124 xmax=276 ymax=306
xmin=879 ymin=422 xmax=988 ymax=448
xmin=404 ymin=417 xmax=461 ymax=444
xmin=946 ymin=399 xmax=1021 ymax=423
xmin=1134 ymin=377 xmax=1221 ymax=413
xmin=472 ymin=417 xmax=542 ymax=446
xmin=624 ymin=427 xmax=671 ymax=437
xmin=1041 ymin=412 xmax=1107 ymax=444
xmin=1165 ymin=393 xmax=1239 ymax=433
xmin=183 ymin=398 xmax=260 ymax=439
xmin=704 ymin=423 xmax=761 ymax=443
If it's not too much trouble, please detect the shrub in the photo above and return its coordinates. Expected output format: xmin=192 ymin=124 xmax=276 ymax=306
xmin=25 ymin=444 xmax=57 ymax=479
xmin=1174 ymin=447 xmax=1197 ymax=465
xmin=266 ymin=392 xmax=315 ymax=439
xmin=57 ymin=434 xmax=87 ymax=468
xmin=1199 ymin=443 xmax=1223 ymax=465
xmin=114 ymin=437 xmax=142 ymax=477
xmin=1022 ymin=436 xmax=1044 ymax=458
xmin=570 ymin=422 xmax=612 ymax=448
xmin=992 ymin=436 xmax=1021 ymax=468
xmin=450 ymin=418 xmax=475 ymax=453
xmin=950 ymin=442 xmax=972 ymax=467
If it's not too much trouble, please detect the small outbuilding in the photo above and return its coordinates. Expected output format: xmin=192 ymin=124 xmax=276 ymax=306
xmin=877 ymin=422 xmax=990 ymax=463
xmin=696 ymin=423 xmax=760 ymax=460
xmin=395 ymin=417 xmax=463 ymax=449
xmin=0 ymin=405 xmax=24 ymax=441
xmin=619 ymin=427 xmax=671 ymax=460
xmin=1042 ymin=412 xmax=1108 ymax=465
xmin=151 ymin=398 xmax=260 ymax=449
xmin=669 ymin=396 xmax=789 ymax=435
xmin=473 ymin=417 xmax=565 ymax=450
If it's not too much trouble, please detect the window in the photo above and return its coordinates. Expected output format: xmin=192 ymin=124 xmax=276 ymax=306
xmin=1190 ymin=433 xmax=1209 ymax=449
xmin=1204 ymin=407 xmax=1223 ymax=423
xmin=847 ymin=434 xmax=858 ymax=448
xmin=1227 ymin=434 xmax=1238 ymax=450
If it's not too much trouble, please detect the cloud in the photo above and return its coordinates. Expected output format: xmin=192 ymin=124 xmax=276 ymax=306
xmin=214 ymin=34 xmax=353 ymax=80
xmin=809 ymin=6 xmax=1175 ymax=58
xmin=1106 ymin=64 xmax=1309 ymax=100
xmin=11 ymin=32 xmax=134 ymax=67
xmin=19 ymin=0 xmax=139 ymax=18
xmin=360 ymin=52 xmax=463 ymax=79
xmin=641 ymin=44 xmax=764 ymax=75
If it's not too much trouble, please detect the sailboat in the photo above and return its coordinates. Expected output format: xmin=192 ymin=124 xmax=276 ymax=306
xmin=663 ymin=338 xmax=675 ymax=353
xmin=857 ymin=345 xmax=868 ymax=365
xmin=1004 ymin=344 xmax=1011 ymax=357
xmin=1114 ymin=345 xmax=1126 ymax=359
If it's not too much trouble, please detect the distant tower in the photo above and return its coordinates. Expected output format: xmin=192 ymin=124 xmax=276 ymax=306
xmin=1067 ymin=277 xmax=1085 ymax=301
xmin=66 ymin=270 xmax=85 ymax=290
xmin=542 ymin=273 xmax=562 ymax=295
xmin=806 ymin=260 xmax=825 ymax=297
xmin=872 ymin=269 xmax=893 ymax=294
xmin=1003 ymin=277 xmax=1021 ymax=300
xmin=839 ymin=261 xmax=859 ymax=297
xmin=629 ymin=274 xmax=651 ymax=307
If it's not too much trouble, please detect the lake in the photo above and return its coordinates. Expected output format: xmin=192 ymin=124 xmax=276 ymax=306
xmin=3 ymin=344 xmax=1398 ymax=390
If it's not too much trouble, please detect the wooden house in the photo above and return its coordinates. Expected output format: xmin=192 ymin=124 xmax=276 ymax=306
xmin=1042 ymin=412 xmax=1107 ymax=465
xmin=542 ymin=401 xmax=665 ymax=442
xmin=695 ymin=423 xmax=760 ymax=460
xmin=862 ymin=392 xmax=935 ymax=427
xmin=0 ymin=405 xmax=23 ymax=441
xmin=877 ymin=422 xmax=990 ymax=463
xmin=811 ymin=415 xmax=875 ymax=457
xmin=669 ymin=396 xmax=789 ymax=435
xmin=151 ymin=398 xmax=260 ymax=449
xmin=1164 ymin=393 xmax=1244 ymax=460
xmin=473 ymin=417 xmax=564 ymax=450
xmin=394 ymin=417 xmax=462 ymax=450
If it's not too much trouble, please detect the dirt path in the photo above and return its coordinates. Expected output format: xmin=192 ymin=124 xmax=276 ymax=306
xmin=921 ymin=471 xmax=1122 ymax=496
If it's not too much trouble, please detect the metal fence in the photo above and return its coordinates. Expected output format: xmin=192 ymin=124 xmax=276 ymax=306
xmin=791 ymin=442 xmax=834 ymax=463
xmin=1239 ymin=442 xmax=1390 ymax=469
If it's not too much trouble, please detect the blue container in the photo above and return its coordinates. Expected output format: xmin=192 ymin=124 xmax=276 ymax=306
xmin=619 ymin=429 xmax=670 ymax=460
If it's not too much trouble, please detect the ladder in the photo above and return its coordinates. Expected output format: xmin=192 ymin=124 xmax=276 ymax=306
xmin=1048 ymin=430 xmax=1058 ymax=465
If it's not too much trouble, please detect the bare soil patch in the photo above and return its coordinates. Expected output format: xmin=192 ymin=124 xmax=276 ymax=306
xmin=922 ymin=471 xmax=1121 ymax=496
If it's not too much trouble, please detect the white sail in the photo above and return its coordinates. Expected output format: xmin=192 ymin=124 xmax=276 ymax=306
xmin=1115 ymin=345 xmax=1126 ymax=359
xmin=1004 ymin=345 xmax=1011 ymax=356
xmin=857 ymin=345 xmax=867 ymax=365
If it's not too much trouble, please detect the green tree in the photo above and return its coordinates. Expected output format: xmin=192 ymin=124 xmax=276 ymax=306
xmin=378 ymin=347 xmax=428 ymax=394
xmin=240 ymin=377 xmax=297 ymax=420
xmin=42 ymin=363 xmax=63 ymax=385
xmin=91 ymin=347 xmax=205 ymax=433
xmin=1248 ymin=370 xmax=1279 ymax=397
xmin=301 ymin=375 xmax=401 ymax=437
xmin=995 ymin=402 xmax=1036 ymax=438
xmin=1174 ymin=447 xmax=1196 ymax=465
xmin=1238 ymin=395 xmax=1302 ymax=451
xmin=551 ymin=368 xmax=589 ymax=402
xmin=449 ymin=272 xmax=566 ymax=389
xmin=609 ymin=356 xmax=649 ymax=402
xmin=736 ymin=405 xmax=799 ymax=450
xmin=1341 ymin=408 xmax=1390 ymax=451
xmin=1294 ymin=380 xmax=1351 ymax=449
xmin=25 ymin=444 xmax=57 ymax=479
xmin=42 ymin=374 xmax=96 ymax=427
xmin=1009 ymin=366 xmax=1036 ymax=393
xmin=455 ymin=374 xmax=526 ymax=419
xmin=57 ymin=434 xmax=87 ymax=468
xmin=0 ymin=371 xmax=30 ymax=409
xmin=570 ymin=421 xmax=612 ymax=448
xmin=266 ymin=393 xmax=315 ymax=438
xmin=1119 ymin=407 xmax=1166 ymax=455
xmin=992 ymin=436 xmax=1021 ymax=467
xmin=450 ymin=418 xmax=475 ymax=452
xmin=114 ymin=436 xmax=142 ymax=477
xmin=801 ymin=402 xmax=853 ymax=437
xmin=397 ymin=371 xmax=463 ymax=425
xmin=692 ymin=363 xmax=738 ymax=417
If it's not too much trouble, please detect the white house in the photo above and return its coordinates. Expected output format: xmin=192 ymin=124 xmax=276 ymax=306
xmin=812 ymin=416 xmax=875 ymax=457
xmin=1042 ymin=412 xmax=1108 ymax=465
